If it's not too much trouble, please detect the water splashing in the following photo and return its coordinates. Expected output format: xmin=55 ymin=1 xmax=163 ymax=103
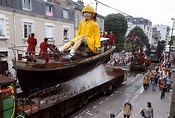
xmin=60 ymin=64 xmax=109 ymax=95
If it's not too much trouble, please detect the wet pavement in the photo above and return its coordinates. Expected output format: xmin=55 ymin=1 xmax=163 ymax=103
xmin=69 ymin=64 xmax=172 ymax=118
xmin=116 ymin=79 xmax=171 ymax=118
xmin=69 ymin=69 xmax=143 ymax=118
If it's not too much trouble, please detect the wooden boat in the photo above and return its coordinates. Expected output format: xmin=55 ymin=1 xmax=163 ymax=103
xmin=11 ymin=38 xmax=115 ymax=93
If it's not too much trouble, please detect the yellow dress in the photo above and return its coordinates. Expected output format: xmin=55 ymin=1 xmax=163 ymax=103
xmin=72 ymin=19 xmax=101 ymax=54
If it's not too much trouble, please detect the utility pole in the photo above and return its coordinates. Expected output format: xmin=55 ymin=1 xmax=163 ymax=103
xmin=168 ymin=18 xmax=175 ymax=62
xmin=94 ymin=0 xmax=98 ymax=12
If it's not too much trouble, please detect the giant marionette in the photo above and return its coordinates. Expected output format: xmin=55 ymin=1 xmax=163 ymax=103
xmin=57 ymin=5 xmax=101 ymax=58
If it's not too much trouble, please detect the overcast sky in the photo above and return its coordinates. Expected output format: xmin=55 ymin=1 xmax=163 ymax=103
xmin=73 ymin=0 xmax=175 ymax=28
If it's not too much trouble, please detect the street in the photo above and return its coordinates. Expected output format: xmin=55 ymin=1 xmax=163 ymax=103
xmin=69 ymin=64 xmax=172 ymax=118
xmin=69 ymin=70 xmax=143 ymax=118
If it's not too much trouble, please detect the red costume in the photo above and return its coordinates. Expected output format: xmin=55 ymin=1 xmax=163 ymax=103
xmin=39 ymin=42 xmax=52 ymax=63
xmin=102 ymin=31 xmax=108 ymax=38
xmin=27 ymin=37 xmax=37 ymax=54
xmin=108 ymin=33 xmax=115 ymax=46
xmin=132 ymin=33 xmax=137 ymax=38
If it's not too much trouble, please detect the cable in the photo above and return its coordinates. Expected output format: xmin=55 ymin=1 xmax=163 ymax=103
xmin=95 ymin=0 xmax=132 ymax=17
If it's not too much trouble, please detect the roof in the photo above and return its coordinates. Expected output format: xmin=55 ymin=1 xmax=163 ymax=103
xmin=126 ymin=16 xmax=152 ymax=25
xmin=0 ymin=74 xmax=16 ymax=85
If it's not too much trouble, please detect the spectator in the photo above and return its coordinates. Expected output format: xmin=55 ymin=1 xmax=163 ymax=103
xmin=166 ymin=77 xmax=172 ymax=92
xmin=160 ymin=79 xmax=167 ymax=99
xmin=143 ymin=76 xmax=149 ymax=92
xmin=151 ymin=75 xmax=157 ymax=92
xmin=141 ymin=101 xmax=153 ymax=118
xmin=123 ymin=100 xmax=132 ymax=118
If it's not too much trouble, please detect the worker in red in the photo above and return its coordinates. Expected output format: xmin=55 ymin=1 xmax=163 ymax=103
xmin=39 ymin=38 xmax=53 ymax=63
xmin=132 ymin=32 xmax=137 ymax=38
xmin=27 ymin=33 xmax=37 ymax=61
xmin=108 ymin=31 xmax=115 ymax=47
xmin=102 ymin=29 xmax=108 ymax=38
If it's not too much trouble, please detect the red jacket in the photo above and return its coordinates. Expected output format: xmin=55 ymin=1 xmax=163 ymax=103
xmin=39 ymin=42 xmax=51 ymax=59
xmin=40 ymin=42 xmax=50 ymax=52
xmin=27 ymin=37 xmax=37 ymax=52
xmin=109 ymin=33 xmax=115 ymax=46
xmin=102 ymin=32 xmax=108 ymax=38
xmin=132 ymin=33 xmax=137 ymax=38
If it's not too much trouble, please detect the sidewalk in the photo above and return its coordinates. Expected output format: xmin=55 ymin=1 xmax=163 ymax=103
xmin=169 ymin=63 xmax=175 ymax=118
xmin=116 ymin=83 xmax=172 ymax=118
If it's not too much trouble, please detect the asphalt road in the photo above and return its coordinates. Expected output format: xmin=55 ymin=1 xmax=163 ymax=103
xmin=69 ymin=69 xmax=144 ymax=118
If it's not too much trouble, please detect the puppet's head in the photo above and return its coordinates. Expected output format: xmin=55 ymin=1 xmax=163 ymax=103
xmin=82 ymin=5 xmax=96 ymax=20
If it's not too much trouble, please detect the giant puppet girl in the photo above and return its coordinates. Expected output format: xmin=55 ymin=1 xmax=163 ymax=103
xmin=57 ymin=5 xmax=101 ymax=58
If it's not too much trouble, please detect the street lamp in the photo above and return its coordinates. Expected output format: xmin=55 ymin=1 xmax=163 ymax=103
xmin=168 ymin=18 xmax=175 ymax=62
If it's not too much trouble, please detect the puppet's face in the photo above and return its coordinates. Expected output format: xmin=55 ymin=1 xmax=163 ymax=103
xmin=83 ymin=12 xmax=93 ymax=20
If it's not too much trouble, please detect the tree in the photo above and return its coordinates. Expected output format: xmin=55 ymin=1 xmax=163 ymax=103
xmin=124 ymin=41 xmax=132 ymax=52
xmin=104 ymin=13 xmax=128 ymax=52
xmin=169 ymin=36 xmax=175 ymax=45
xmin=126 ymin=26 xmax=149 ymax=48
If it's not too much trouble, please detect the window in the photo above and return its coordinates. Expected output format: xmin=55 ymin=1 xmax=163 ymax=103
xmin=24 ymin=22 xmax=32 ymax=38
xmin=0 ymin=18 xmax=5 ymax=37
xmin=63 ymin=9 xmax=69 ymax=19
xmin=46 ymin=25 xmax=53 ymax=39
xmin=46 ymin=5 xmax=53 ymax=16
xmin=0 ymin=51 xmax=8 ymax=57
xmin=23 ymin=0 xmax=32 ymax=10
xmin=63 ymin=29 xmax=69 ymax=41
xmin=147 ymin=27 xmax=149 ymax=31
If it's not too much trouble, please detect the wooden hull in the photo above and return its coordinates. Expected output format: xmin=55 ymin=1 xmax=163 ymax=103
xmin=14 ymin=48 xmax=115 ymax=93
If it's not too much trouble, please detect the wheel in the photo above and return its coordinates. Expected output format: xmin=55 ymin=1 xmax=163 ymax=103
xmin=102 ymin=89 xmax=107 ymax=95
xmin=107 ymin=85 xmax=113 ymax=92
xmin=83 ymin=98 xmax=89 ymax=104
xmin=79 ymin=101 xmax=83 ymax=108
xmin=61 ymin=112 xmax=64 ymax=118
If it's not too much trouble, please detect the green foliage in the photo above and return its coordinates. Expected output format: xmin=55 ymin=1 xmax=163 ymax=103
xmin=169 ymin=36 xmax=175 ymax=45
xmin=104 ymin=13 xmax=128 ymax=52
xmin=124 ymin=41 xmax=132 ymax=52
xmin=127 ymin=26 xmax=149 ymax=47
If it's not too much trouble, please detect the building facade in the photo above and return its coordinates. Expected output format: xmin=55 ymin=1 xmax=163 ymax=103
xmin=126 ymin=16 xmax=152 ymax=44
xmin=154 ymin=24 xmax=170 ymax=43
xmin=0 ymin=0 xmax=75 ymax=66
xmin=152 ymin=27 xmax=161 ymax=44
